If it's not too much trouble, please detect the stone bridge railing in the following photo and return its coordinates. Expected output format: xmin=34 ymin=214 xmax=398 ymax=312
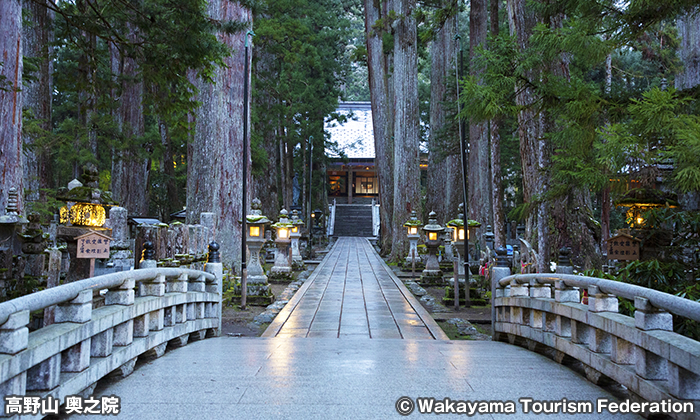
xmin=0 ymin=243 xmax=223 ymax=418
xmin=491 ymin=250 xmax=700 ymax=420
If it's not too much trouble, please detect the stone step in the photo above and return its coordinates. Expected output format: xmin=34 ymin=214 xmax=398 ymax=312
xmin=333 ymin=205 xmax=373 ymax=237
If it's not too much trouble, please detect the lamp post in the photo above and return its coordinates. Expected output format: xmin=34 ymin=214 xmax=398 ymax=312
xmin=421 ymin=211 xmax=445 ymax=285
xmin=240 ymin=29 xmax=255 ymax=309
xmin=290 ymin=209 xmax=305 ymax=270
xmin=271 ymin=209 xmax=293 ymax=279
xmin=245 ymin=198 xmax=271 ymax=300
xmin=447 ymin=204 xmax=466 ymax=309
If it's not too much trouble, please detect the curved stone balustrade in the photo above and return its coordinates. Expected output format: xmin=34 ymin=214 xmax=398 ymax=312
xmin=493 ymin=271 xmax=700 ymax=420
xmin=0 ymin=262 xmax=222 ymax=417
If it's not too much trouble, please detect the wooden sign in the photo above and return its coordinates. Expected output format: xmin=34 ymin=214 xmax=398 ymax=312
xmin=606 ymin=233 xmax=640 ymax=261
xmin=74 ymin=231 xmax=112 ymax=259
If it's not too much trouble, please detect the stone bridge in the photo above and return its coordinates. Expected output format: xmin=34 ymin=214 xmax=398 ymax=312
xmin=1 ymin=238 xmax=698 ymax=419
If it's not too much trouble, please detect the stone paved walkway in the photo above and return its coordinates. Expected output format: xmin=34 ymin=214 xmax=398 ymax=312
xmin=91 ymin=237 xmax=643 ymax=419
xmin=263 ymin=237 xmax=448 ymax=339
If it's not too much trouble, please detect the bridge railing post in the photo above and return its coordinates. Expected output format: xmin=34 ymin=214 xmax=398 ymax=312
xmin=491 ymin=248 xmax=511 ymax=338
xmin=206 ymin=242 xmax=223 ymax=336
xmin=0 ymin=310 xmax=29 ymax=416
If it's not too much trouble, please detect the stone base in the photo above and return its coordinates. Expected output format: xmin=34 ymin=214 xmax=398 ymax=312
xmin=269 ymin=271 xmax=294 ymax=283
xmin=418 ymin=274 xmax=444 ymax=287
xmin=230 ymin=294 xmax=275 ymax=306
xmin=442 ymin=285 xmax=487 ymax=307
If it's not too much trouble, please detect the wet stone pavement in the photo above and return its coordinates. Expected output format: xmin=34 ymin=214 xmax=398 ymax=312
xmin=91 ymin=238 xmax=642 ymax=420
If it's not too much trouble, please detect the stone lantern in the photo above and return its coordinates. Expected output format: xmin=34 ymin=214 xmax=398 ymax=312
xmin=290 ymin=210 xmax=305 ymax=270
xmin=55 ymin=165 xmax=116 ymax=282
xmin=270 ymin=209 xmax=293 ymax=279
xmin=246 ymin=199 xmax=272 ymax=292
xmin=403 ymin=211 xmax=422 ymax=264
xmin=446 ymin=204 xmax=466 ymax=280
xmin=420 ymin=211 xmax=445 ymax=284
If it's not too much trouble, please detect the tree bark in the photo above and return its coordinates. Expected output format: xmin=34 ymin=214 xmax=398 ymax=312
xmin=389 ymin=0 xmax=421 ymax=262
xmin=0 ymin=0 xmax=24 ymax=215
xmin=252 ymin=48 xmax=280 ymax=219
xmin=469 ymin=0 xmax=491 ymax=246
xmin=507 ymin=0 xmax=541 ymax=267
xmin=676 ymin=8 xmax=700 ymax=90
xmin=22 ymin=0 xmax=53 ymax=204
xmin=111 ymin=24 xmax=149 ymax=217
xmin=219 ymin=0 xmax=253 ymax=270
xmin=490 ymin=0 xmax=505 ymax=249
xmin=427 ymin=12 xmax=457 ymax=224
xmin=187 ymin=0 xmax=253 ymax=271
xmin=158 ymin=119 xmax=181 ymax=221
xmin=365 ymin=0 xmax=394 ymax=253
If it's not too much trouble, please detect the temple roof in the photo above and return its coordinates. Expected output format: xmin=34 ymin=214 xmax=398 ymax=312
xmin=325 ymin=102 xmax=375 ymax=159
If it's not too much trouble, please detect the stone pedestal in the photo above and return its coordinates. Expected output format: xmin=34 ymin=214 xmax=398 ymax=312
xmin=290 ymin=227 xmax=304 ymax=271
xmin=454 ymin=242 xmax=465 ymax=280
xmin=406 ymin=236 xmax=420 ymax=264
xmin=271 ymin=241 xmax=292 ymax=278
xmin=246 ymin=236 xmax=272 ymax=298
xmin=420 ymin=243 xmax=443 ymax=285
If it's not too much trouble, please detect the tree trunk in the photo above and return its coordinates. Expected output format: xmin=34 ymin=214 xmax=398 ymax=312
xmin=159 ymin=119 xmax=181 ymax=221
xmin=22 ymin=0 xmax=52 ymax=204
xmin=427 ymin=11 xmax=457 ymax=224
xmin=187 ymin=0 xmax=253 ymax=271
xmin=252 ymin=49 xmax=280 ymax=219
xmin=469 ymin=0 xmax=491 ymax=246
xmin=365 ymin=0 xmax=394 ymax=253
xmin=490 ymin=0 xmax=505 ymax=249
xmin=547 ymin=13 xmax=600 ymax=270
xmin=676 ymin=8 xmax=700 ymax=90
xmin=389 ymin=0 xmax=421 ymax=262
xmin=0 ymin=0 xmax=23 ymax=215
xmin=507 ymin=0 xmax=541 ymax=266
xmin=111 ymin=24 xmax=149 ymax=217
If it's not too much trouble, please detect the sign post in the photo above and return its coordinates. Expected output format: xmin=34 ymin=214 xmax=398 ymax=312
xmin=606 ymin=233 xmax=641 ymax=261
xmin=74 ymin=231 xmax=112 ymax=278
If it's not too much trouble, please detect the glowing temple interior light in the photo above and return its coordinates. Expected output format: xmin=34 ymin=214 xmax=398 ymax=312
xmin=249 ymin=226 xmax=261 ymax=237
xmin=59 ymin=203 xmax=106 ymax=227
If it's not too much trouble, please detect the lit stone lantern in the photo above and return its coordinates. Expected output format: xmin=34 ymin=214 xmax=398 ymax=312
xmin=404 ymin=211 xmax=423 ymax=264
xmin=270 ymin=209 xmax=293 ymax=278
xmin=246 ymin=198 xmax=271 ymax=288
xmin=56 ymin=165 xmax=116 ymax=282
xmin=420 ymin=211 xmax=445 ymax=284
xmin=290 ymin=210 xmax=305 ymax=270
xmin=446 ymin=205 xmax=466 ymax=281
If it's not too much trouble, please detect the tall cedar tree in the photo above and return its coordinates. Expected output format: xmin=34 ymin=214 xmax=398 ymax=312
xmin=0 ymin=0 xmax=24 ymax=216
xmin=252 ymin=0 xmax=349 ymax=221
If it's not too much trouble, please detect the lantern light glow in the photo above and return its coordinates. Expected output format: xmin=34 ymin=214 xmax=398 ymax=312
xmin=250 ymin=226 xmax=261 ymax=237
xmin=59 ymin=203 xmax=106 ymax=227
xmin=428 ymin=232 xmax=437 ymax=241
xmin=278 ymin=228 xmax=289 ymax=239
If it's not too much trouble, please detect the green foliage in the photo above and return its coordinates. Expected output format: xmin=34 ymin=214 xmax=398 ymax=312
xmin=25 ymin=0 xmax=235 ymax=214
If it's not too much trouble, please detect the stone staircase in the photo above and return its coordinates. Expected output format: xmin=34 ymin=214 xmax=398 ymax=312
xmin=333 ymin=205 xmax=374 ymax=237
